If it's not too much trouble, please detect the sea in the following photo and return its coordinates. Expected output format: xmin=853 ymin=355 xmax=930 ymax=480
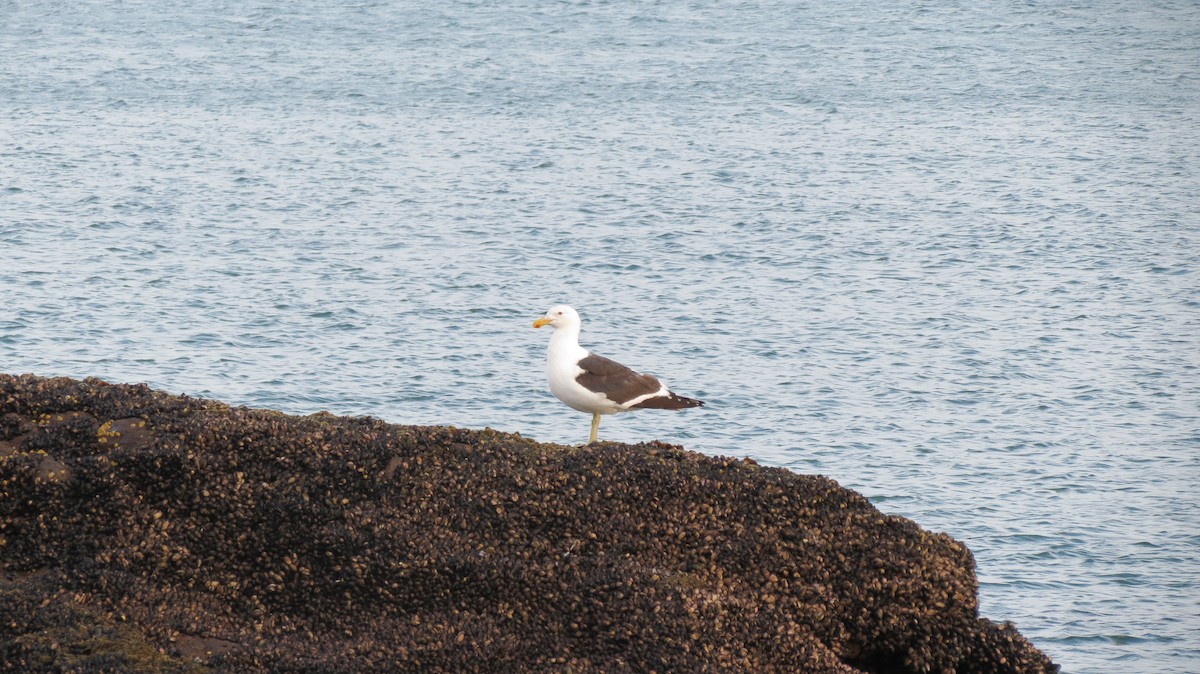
xmin=2 ymin=1 xmax=1197 ymax=671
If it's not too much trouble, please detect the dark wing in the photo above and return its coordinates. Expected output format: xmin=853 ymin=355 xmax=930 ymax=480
xmin=576 ymin=352 xmax=665 ymax=405
xmin=631 ymin=391 xmax=704 ymax=410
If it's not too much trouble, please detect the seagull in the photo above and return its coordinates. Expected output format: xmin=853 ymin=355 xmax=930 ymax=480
xmin=533 ymin=305 xmax=703 ymax=444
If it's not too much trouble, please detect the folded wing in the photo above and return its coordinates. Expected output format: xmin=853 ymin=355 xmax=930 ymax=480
xmin=576 ymin=353 xmax=703 ymax=409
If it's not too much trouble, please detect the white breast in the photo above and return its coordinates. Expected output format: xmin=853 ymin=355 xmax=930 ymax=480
xmin=546 ymin=339 xmax=622 ymax=414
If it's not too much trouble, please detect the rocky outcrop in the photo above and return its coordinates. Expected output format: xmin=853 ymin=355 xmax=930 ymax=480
xmin=0 ymin=374 xmax=1057 ymax=673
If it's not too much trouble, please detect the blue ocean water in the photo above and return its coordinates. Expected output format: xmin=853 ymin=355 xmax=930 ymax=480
xmin=2 ymin=1 xmax=1198 ymax=671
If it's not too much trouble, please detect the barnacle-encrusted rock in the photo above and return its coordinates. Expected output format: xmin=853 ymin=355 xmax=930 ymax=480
xmin=0 ymin=374 xmax=1058 ymax=673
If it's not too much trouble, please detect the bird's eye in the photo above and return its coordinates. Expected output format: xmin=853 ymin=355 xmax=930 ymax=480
xmin=556 ymin=311 xmax=563 ymax=315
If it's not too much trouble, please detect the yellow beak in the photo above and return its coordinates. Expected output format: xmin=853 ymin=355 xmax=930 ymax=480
xmin=532 ymin=317 xmax=553 ymax=328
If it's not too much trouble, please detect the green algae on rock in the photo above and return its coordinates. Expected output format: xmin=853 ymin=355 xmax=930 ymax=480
xmin=0 ymin=374 xmax=1058 ymax=673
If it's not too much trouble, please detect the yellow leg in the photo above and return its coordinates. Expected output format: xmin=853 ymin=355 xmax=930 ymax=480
xmin=589 ymin=412 xmax=601 ymax=444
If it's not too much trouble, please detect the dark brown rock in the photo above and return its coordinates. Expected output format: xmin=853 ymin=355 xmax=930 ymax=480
xmin=0 ymin=374 xmax=1058 ymax=673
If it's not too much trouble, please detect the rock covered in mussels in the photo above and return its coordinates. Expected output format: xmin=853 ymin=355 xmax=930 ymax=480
xmin=0 ymin=374 xmax=1057 ymax=673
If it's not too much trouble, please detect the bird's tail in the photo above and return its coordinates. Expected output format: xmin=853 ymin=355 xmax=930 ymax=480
xmin=632 ymin=392 xmax=704 ymax=410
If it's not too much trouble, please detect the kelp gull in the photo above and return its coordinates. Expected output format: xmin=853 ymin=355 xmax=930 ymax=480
xmin=533 ymin=305 xmax=703 ymax=444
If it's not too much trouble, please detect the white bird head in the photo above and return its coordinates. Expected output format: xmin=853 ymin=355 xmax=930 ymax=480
xmin=532 ymin=304 xmax=580 ymax=330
